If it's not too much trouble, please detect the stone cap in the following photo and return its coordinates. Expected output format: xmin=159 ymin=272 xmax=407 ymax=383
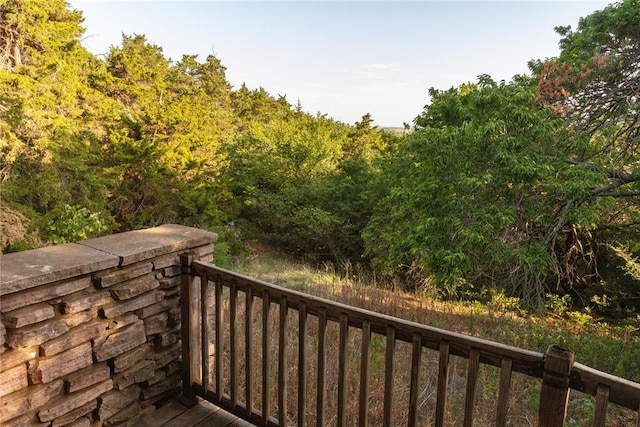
xmin=78 ymin=224 xmax=217 ymax=266
xmin=0 ymin=244 xmax=119 ymax=296
xmin=0 ymin=224 xmax=218 ymax=296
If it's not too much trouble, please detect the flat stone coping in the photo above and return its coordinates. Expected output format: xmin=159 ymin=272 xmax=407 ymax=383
xmin=0 ymin=243 xmax=119 ymax=296
xmin=80 ymin=224 xmax=217 ymax=266
xmin=0 ymin=224 xmax=217 ymax=296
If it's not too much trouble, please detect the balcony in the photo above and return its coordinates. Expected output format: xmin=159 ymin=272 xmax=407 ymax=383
xmin=1 ymin=225 xmax=639 ymax=427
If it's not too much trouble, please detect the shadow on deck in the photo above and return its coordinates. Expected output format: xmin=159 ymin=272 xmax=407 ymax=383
xmin=141 ymin=398 xmax=253 ymax=427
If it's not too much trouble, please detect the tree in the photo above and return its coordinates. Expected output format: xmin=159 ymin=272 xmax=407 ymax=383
xmin=96 ymin=35 xmax=233 ymax=229
xmin=540 ymin=0 xmax=640 ymax=159
xmin=534 ymin=0 xmax=640 ymax=305
xmin=231 ymin=84 xmax=293 ymax=129
xmin=365 ymin=77 xmax=564 ymax=301
xmin=364 ymin=1 xmax=640 ymax=308
xmin=224 ymin=112 xmax=350 ymax=254
xmin=0 ymin=0 xmax=117 ymax=242
xmin=317 ymin=114 xmax=389 ymax=261
xmin=0 ymin=0 xmax=83 ymax=71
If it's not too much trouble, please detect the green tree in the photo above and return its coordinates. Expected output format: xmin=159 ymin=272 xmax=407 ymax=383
xmin=317 ymin=114 xmax=389 ymax=260
xmin=224 ymin=105 xmax=389 ymax=263
xmin=225 ymin=112 xmax=350 ymax=253
xmin=533 ymin=0 xmax=640 ymax=307
xmin=231 ymin=84 xmax=293 ymax=130
xmin=317 ymin=154 xmax=377 ymax=261
xmin=365 ymin=1 xmax=640 ymax=308
xmin=0 ymin=0 xmax=117 ymax=237
xmin=96 ymin=35 xmax=233 ymax=229
xmin=365 ymin=77 xmax=563 ymax=301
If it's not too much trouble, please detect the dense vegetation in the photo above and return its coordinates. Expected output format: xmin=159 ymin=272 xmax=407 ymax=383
xmin=1 ymin=0 xmax=638 ymax=316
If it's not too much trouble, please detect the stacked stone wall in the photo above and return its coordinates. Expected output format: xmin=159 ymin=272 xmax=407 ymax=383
xmin=0 ymin=225 xmax=217 ymax=427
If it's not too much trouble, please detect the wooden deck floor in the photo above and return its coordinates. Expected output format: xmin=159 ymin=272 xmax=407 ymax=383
xmin=140 ymin=398 xmax=254 ymax=427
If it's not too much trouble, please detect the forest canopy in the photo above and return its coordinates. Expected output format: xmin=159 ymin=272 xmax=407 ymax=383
xmin=1 ymin=0 xmax=638 ymax=313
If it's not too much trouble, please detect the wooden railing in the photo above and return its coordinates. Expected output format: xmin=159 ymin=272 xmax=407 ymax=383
xmin=180 ymin=255 xmax=640 ymax=426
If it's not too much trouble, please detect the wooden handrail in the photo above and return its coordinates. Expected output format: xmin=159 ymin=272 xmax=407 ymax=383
xmin=571 ymin=362 xmax=640 ymax=410
xmin=192 ymin=262 xmax=545 ymax=374
xmin=181 ymin=259 xmax=640 ymax=426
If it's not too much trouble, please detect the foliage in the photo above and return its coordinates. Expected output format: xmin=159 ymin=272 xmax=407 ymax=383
xmin=361 ymin=0 xmax=640 ymax=308
xmin=366 ymin=78 xmax=557 ymax=302
xmin=42 ymin=204 xmax=115 ymax=244
xmin=96 ymin=35 xmax=235 ymax=229
xmin=227 ymin=114 xmax=343 ymax=255
xmin=2 ymin=0 xmax=638 ymax=316
xmin=223 ymin=110 xmax=387 ymax=262
xmin=532 ymin=0 xmax=640 ymax=306
xmin=0 ymin=0 xmax=114 ymax=219
xmin=0 ymin=0 xmax=387 ymax=263
xmin=547 ymin=0 xmax=640 ymax=157
xmin=316 ymin=154 xmax=377 ymax=260
xmin=365 ymin=67 xmax=639 ymax=308
xmin=589 ymin=245 xmax=640 ymax=316
xmin=1 ymin=2 xmax=243 ymax=245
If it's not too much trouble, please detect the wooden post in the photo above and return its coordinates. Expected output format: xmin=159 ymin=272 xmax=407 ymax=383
xmin=358 ymin=320 xmax=371 ymax=427
xmin=408 ymin=333 xmax=422 ymax=427
xmin=463 ymin=348 xmax=480 ymax=427
xmin=383 ymin=326 xmax=396 ymax=427
xmin=317 ymin=308 xmax=328 ymax=426
xmin=201 ymin=271 xmax=210 ymax=393
xmin=593 ymin=384 xmax=610 ymax=427
xmin=262 ymin=292 xmax=271 ymax=426
xmin=297 ymin=302 xmax=307 ymax=427
xmin=180 ymin=252 xmax=198 ymax=403
xmin=337 ymin=314 xmax=349 ymax=427
xmin=245 ymin=287 xmax=255 ymax=416
xmin=435 ymin=340 xmax=450 ymax=427
xmin=538 ymin=345 xmax=574 ymax=427
xmin=230 ymin=280 xmax=239 ymax=408
xmin=278 ymin=296 xmax=288 ymax=427
xmin=496 ymin=357 xmax=513 ymax=427
xmin=214 ymin=275 xmax=223 ymax=398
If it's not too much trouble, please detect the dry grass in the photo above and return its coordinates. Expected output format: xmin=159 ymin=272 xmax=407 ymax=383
xmin=203 ymin=251 xmax=639 ymax=426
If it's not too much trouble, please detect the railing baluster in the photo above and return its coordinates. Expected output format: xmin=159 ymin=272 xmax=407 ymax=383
xmin=230 ymin=280 xmax=238 ymax=408
xmin=408 ymin=333 xmax=422 ymax=427
xmin=317 ymin=308 xmax=327 ymax=427
xmin=214 ymin=274 xmax=223 ymax=399
xmin=463 ymin=348 xmax=480 ymax=427
xmin=201 ymin=271 xmax=210 ymax=392
xmin=496 ymin=357 xmax=512 ymax=427
xmin=245 ymin=286 xmax=254 ymax=417
xmin=359 ymin=320 xmax=371 ymax=427
xmin=297 ymin=302 xmax=307 ymax=427
xmin=262 ymin=292 xmax=271 ymax=425
xmin=383 ymin=326 xmax=396 ymax=426
xmin=337 ymin=313 xmax=348 ymax=427
xmin=180 ymin=253 xmax=197 ymax=400
xmin=187 ymin=263 xmax=640 ymax=427
xmin=278 ymin=296 xmax=288 ymax=427
xmin=593 ymin=384 xmax=610 ymax=427
xmin=435 ymin=340 xmax=450 ymax=427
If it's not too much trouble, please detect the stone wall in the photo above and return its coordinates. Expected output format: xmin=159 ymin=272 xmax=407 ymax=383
xmin=0 ymin=225 xmax=217 ymax=427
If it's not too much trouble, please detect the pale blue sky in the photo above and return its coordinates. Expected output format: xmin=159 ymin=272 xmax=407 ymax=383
xmin=69 ymin=1 xmax=610 ymax=127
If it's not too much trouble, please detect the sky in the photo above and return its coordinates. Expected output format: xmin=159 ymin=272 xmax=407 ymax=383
xmin=69 ymin=1 xmax=610 ymax=127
